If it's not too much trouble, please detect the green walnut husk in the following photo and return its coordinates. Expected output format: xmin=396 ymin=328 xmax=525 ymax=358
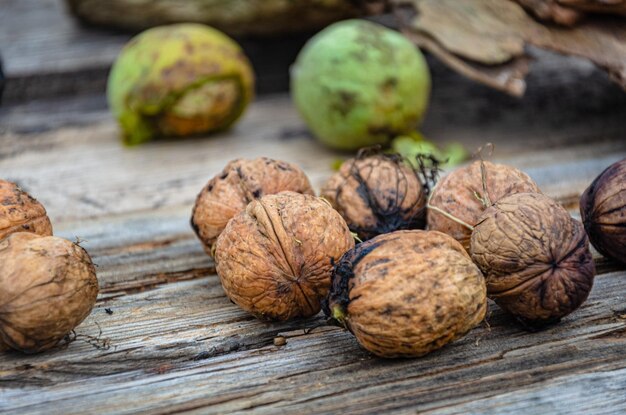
xmin=107 ymin=23 xmax=255 ymax=146
xmin=291 ymin=19 xmax=431 ymax=151
xmin=390 ymin=133 xmax=468 ymax=169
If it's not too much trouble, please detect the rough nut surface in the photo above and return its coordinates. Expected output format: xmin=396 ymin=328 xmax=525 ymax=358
xmin=321 ymin=154 xmax=426 ymax=240
xmin=428 ymin=160 xmax=540 ymax=250
xmin=580 ymin=158 xmax=626 ymax=264
xmin=191 ymin=158 xmax=314 ymax=256
xmin=0 ymin=180 xmax=53 ymax=240
xmin=324 ymin=230 xmax=487 ymax=358
xmin=215 ymin=192 xmax=354 ymax=321
xmin=0 ymin=233 xmax=99 ymax=353
xmin=471 ymin=193 xmax=595 ymax=326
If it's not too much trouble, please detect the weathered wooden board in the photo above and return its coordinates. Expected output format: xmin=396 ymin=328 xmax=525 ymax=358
xmin=2 ymin=94 xmax=625 ymax=222
xmin=1 ymin=89 xmax=626 ymax=414
xmin=2 ymin=1 xmax=626 ymax=412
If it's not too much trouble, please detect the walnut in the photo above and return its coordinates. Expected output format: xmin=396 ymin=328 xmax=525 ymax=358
xmin=427 ymin=160 xmax=540 ymax=250
xmin=0 ymin=180 xmax=52 ymax=240
xmin=191 ymin=158 xmax=314 ymax=256
xmin=0 ymin=233 xmax=99 ymax=353
xmin=214 ymin=191 xmax=354 ymax=321
xmin=324 ymin=230 xmax=487 ymax=358
xmin=321 ymin=153 xmax=427 ymax=241
xmin=580 ymin=158 xmax=626 ymax=264
xmin=471 ymin=193 xmax=595 ymax=327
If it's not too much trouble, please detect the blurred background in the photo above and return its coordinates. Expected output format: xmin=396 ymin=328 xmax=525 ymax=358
xmin=1 ymin=0 xmax=626 ymax=221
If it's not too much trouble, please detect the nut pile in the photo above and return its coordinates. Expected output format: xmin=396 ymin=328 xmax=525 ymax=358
xmin=5 ymin=155 xmax=620 ymax=359
xmin=425 ymin=159 xmax=597 ymax=327
xmin=0 ymin=181 xmax=99 ymax=354
xmin=189 ymin=154 xmax=621 ymax=358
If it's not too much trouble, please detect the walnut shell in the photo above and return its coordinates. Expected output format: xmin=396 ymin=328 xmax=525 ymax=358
xmin=324 ymin=230 xmax=487 ymax=358
xmin=0 ymin=233 xmax=99 ymax=353
xmin=428 ymin=161 xmax=540 ymax=250
xmin=191 ymin=158 xmax=314 ymax=256
xmin=471 ymin=193 xmax=595 ymax=327
xmin=580 ymin=158 xmax=626 ymax=264
xmin=0 ymin=180 xmax=53 ymax=240
xmin=214 ymin=191 xmax=354 ymax=321
xmin=321 ymin=154 xmax=426 ymax=241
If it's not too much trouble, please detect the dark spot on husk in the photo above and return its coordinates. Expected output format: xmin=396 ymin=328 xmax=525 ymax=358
xmin=322 ymin=237 xmax=391 ymax=322
xmin=330 ymin=90 xmax=357 ymax=117
xmin=332 ymin=148 xmax=440 ymax=240
xmin=190 ymin=216 xmax=201 ymax=237
xmin=380 ymin=77 xmax=397 ymax=93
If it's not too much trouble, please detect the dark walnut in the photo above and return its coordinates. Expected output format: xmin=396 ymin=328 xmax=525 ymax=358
xmin=321 ymin=154 xmax=427 ymax=241
xmin=0 ymin=233 xmax=99 ymax=353
xmin=324 ymin=230 xmax=487 ymax=358
xmin=471 ymin=193 xmax=595 ymax=327
xmin=191 ymin=158 xmax=314 ymax=256
xmin=428 ymin=160 xmax=541 ymax=251
xmin=0 ymin=180 xmax=53 ymax=240
xmin=215 ymin=191 xmax=354 ymax=321
xmin=580 ymin=158 xmax=626 ymax=264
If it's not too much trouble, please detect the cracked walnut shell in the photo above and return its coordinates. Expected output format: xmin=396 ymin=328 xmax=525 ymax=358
xmin=428 ymin=161 xmax=540 ymax=250
xmin=214 ymin=191 xmax=354 ymax=321
xmin=0 ymin=180 xmax=52 ymax=240
xmin=324 ymin=230 xmax=487 ymax=358
xmin=471 ymin=193 xmax=595 ymax=327
xmin=0 ymin=233 xmax=99 ymax=353
xmin=321 ymin=153 xmax=426 ymax=241
xmin=580 ymin=158 xmax=626 ymax=264
xmin=191 ymin=158 xmax=314 ymax=256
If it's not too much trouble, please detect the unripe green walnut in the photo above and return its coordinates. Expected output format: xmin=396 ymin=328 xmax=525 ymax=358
xmin=107 ymin=23 xmax=254 ymax=145
xmin=291 ymin=19 xmax=430 ymax=150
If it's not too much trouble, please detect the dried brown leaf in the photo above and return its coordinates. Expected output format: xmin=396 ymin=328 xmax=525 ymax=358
xmin=392 ymin=0 xmax=626 ymax=94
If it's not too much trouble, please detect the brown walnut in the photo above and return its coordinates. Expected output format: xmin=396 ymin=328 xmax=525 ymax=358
xmin=191 ymin=158 xmax=314 ymax=256
xmin=321 ymin=154 xmax=427 ymax=241
xmin=0 ymin=180 xmax=53 ymax=240
xmin=215 ymin=191 xmax=354 ymax=321
xmin=471 ymin=193 xmax=595 ymax=327
xmin=324 ymin=230 xmax=487 ymax=358
xmin=0 ymin=233 xmax=99 ymax=353
xmin=427 ymin=160 xmax=540 ymax=250
xmin=580 ymin=158 xmax=626 ymax=264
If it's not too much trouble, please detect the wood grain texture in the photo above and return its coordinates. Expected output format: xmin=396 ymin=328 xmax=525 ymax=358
xmin=1 ymin=92 xmax=625 ymax=412
xmin=1 ymin=93 xmax=625 ymax=223
xmin=2 ymin=2 xmax=626 ymax=410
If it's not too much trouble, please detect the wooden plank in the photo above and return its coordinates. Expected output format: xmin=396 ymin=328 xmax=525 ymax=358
xmin=0 ymin=266 xmax=624 ymax=414
xmin=2 ymin=94 xmax=625 ymax=224
xmin=2 ymin=5 xmax=626 ymax=410
xmin=0 ymin=166 xmax=624 ymax=414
